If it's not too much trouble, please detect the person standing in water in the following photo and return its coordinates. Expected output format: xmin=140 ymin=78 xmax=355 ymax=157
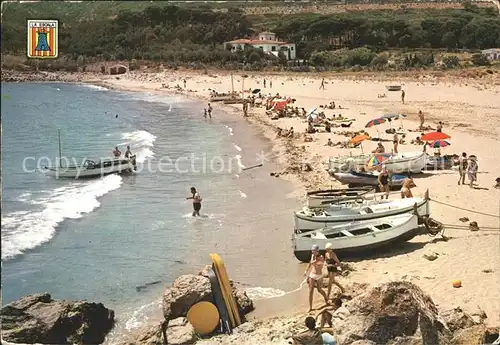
xmin=186 ymin=187 xmax=202 ymax=216
xmin=203 ymin=109 xmax=207 ymax=120
xmin=113 ymin=146 xmax=121 ymax=158
xmin=207 ymin=103 xmax=212 ymax=119
xmin=304 ymin=244 xmax=329 ymax=312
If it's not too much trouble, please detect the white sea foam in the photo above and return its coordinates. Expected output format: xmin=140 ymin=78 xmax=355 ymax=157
xmin=120 ymin=130 xmax=157 ymax=163
xmin=16 ymin=192 xmax=32 ymax=202
xmin=123 ymin=299 xmax=162 ymax=331
xmin=245 ymin=279 xmax=308 ymax=300
xmin=224 ymin=125 xmax=234 ymax=136
xmin=245 ymin=287 xmax=286 ymax=300
xmin=82 ymin=84 xmax=108 ymax=91
xmin=1 ymin=174 xmax=123 ymax=261
xmin=233 ymin=143 xmax=242 ymax=152
xmin=238 ymin=190 xmax=247 ymax=198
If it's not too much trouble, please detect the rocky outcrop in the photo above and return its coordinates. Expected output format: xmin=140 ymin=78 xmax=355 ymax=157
xmin=116 ymin=318 xmax=196 ymax=345
xmin=162 ymin=274 xmax=254 ymax=322
xmin=331 ymin=281 xmax=451 ymax=345
xmin=441 ymin=307 xmax=476 ymax=332
xmin=162 ymin=275 xmax=213 ymax=321
xmin=1 ymin=293 xmax=114 ymax=344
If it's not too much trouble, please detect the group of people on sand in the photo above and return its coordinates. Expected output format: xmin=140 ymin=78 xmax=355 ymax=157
xmin=458 ymin=152 xmax=479 ymax=188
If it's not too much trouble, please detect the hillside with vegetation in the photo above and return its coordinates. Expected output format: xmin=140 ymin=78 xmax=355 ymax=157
xmin=1 ymin=1 xmax=499 ymax=72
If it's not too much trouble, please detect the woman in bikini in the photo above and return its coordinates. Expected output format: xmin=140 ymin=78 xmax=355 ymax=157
xmin=304 ymin=244 xmax=329 ymax=312
xmin=393 ymin=133 xmax=399 ymax=153
xmin=324 ymin=243 xmax=345 ymax=298
xmin=401 ymin=178 xmax=416 ymax=198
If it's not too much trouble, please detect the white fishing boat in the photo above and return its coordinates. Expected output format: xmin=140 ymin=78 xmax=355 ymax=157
xmin=307 ymin=187 xmax=375 ymax=208
xmin=44 ymin=157 xmax=137 ymax=178
xmin=382 ymin=152 xmax=426 ymax=174
xmin=292 ymin=213 xmax=419 ymax=262
xmin=43 ymin=129 xmax=137 ymax=179
xmin=294 ymin=192 xmax=430 ymax=232
xmin=328 ymin=154 xmax=375 ymax=173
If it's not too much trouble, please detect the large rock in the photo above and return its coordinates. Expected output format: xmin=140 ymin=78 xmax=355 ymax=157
xmin=332 ymin=281 xmax=451 ymax=345
xmin=233 ymin=289 xmax=254 ymax=316
xmin=162 ymin=275 xmax=212 ymax=321
xmin=162 ymin=274 xmax=255 ymax=322
xmin=1 ymin=293 xmax=114 ymax=344
xmin=441 ymin=307 xmax=476 ymax=332
xmin=388 ymin=336 xmax=423 ymax=345
xmin=451 ymin=324 xmax=488 ymax=345
xmin=109 ymin=65 xmax=127 ymax=75
xmin=166 ymin=317 xmax=196 ymax=345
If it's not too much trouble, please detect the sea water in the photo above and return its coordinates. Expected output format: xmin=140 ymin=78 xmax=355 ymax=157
xmin=1 ymin=83 xmax=302 ymax=340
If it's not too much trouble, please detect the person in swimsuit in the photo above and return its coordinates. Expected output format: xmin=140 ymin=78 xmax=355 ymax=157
xmin=207 ymin=103 xmax=212 ymax=119
xmin=436 ymin=121 xmax=443 ymax=132
xmin=467 ymin=156 xmax=478 ymax=188
xmin=113 ymin=146 xmax=121 ymax=158
xmin=458 ymin=152 xmax=468 ymax=185
xmin=377 ymin=166 xmax=391 ymax=199
xmin=401 ymin=178 xmax=416 ymax=198
xmin=418 ymin=110 xmax=424 ymax=129
xmin=324 ymin=242 xmax=345 ymax=298
xmin=124 ymin=145 xmax=132 ymax=158
xmin=393 ymin=133 xmax=399 ymax=153
xmin=304 ymin=244 xmax=329 ymax=312
xmin=186 ymin=187 xmax=202 ymax=216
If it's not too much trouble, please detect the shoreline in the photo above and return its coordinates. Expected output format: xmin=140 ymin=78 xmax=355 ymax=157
xmin=3 ymin=68 xmax=500 ymax=339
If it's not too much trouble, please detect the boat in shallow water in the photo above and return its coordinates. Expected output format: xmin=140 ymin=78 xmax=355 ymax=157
xmin=294 ymin=191 xmax=430 ymax=232
xmin=44 ymin=156 xmax=137 ymax=179
xmin=292 ymin=213 xmax=419 ymax=261
xmin=307 ymin=187 xmax=375 ymax=208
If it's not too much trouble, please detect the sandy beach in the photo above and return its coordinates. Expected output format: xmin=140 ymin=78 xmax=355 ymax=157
xmin=3 ymin=67 xmax=500 ymax=341
xmin=88 ymin=68 xmax=500 ymax=326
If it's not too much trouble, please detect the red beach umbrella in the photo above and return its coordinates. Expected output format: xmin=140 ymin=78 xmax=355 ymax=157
xmin=421 ymin=132 xmax=451 ymax=141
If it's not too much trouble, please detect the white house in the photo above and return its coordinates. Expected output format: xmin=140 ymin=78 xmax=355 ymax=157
xmin=481 ymin=48 xmax=500 ymax=60
xmin=225 ymin=31 xmax=297 ymax=60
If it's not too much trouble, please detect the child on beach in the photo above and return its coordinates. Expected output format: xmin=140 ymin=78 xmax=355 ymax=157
xmin=203 ymin=109 xmax=207 ymax=119
xmin=304 ymin=245 xmax=329 ymax=313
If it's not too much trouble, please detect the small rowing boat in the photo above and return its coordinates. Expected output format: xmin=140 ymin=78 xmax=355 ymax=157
xmin=332 ymin=171 xmax=407 ymax=188
xmin=294 ymin=192 xmax=430 ymax=232
xmin=307 ymin=187 xmax=375 ymax=208
xmin=386 ymin=85 xmax=402 ymax=91
xmin=293 ymin=213 xmax=419 ymax=261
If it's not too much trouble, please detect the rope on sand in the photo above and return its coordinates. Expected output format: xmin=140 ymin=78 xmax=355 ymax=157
xmin=429 ymin=198 xmax=500 ymax=218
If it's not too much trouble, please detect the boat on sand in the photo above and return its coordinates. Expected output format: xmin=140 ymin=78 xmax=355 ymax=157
xmin=307 ymin=187 xmax=375 ymax=208
xmin=382 ymin=152 xmax=426 ymax=174
xmin=332 ymin=171 xmax=407 ymax=188
xmin=292 ymin=213 xmax=419 ymax=261
xmin=294 ymin=192 xmax=430 ymax=232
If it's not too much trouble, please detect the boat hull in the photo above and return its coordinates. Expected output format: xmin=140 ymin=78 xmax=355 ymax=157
xmin=294 ymin=197 xmax=430 ymax=232
xmin=44 ymin=159 xmax=135 ymax=179
xmin=307 ymin=187 xmax=375 ymax=208
xmin=383 ymin=152 xmax=426 ymax=174
xmin=329 ymin=155 xmax=371 ymax=173
xmin=333 ymin=171 xmax=407 ymax=187
xmin=293 ymin=214 xmax=420 ymax=261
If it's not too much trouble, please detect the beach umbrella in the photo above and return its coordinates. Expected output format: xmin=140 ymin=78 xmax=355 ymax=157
xmin=421 ymin=132 xmax=451 ymax=141
xmin=366 ymin=154 xmax=389 ymax=169
xmin=306 ymin=107 xmax=317 ymax=117
xmin=365 ymin=118 xmax=386 ymax=137
xmin=381 ymin=113 xmax=407 ymax=128
xmin=430 ymin=139 xmax=451 ymax=148
xmin=350 ymin=134 xmax=370 ymax=153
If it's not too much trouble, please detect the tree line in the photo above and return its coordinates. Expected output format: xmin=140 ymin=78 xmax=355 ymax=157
xmin=1 ymin=2 xmax=499 ymax=71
